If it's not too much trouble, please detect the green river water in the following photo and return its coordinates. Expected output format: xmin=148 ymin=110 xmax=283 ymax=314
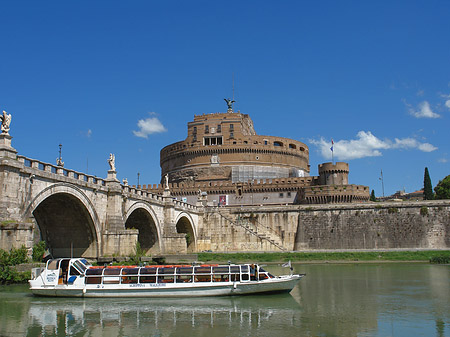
xmin=1 ymin=263 xmax=449 ymax=337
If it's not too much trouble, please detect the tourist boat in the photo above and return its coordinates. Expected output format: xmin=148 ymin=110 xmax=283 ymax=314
xmin=29 ymin=258 xmax=304 ymax=297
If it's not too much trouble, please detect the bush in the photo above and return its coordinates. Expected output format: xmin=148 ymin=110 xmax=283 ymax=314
xmin=434 ymin=175 xmax=450 ymax=200
xmin=32 ymin=241 xmax=47 ymax=262
xmin=0 ymin=246 xmax=30 ymax=284
xmin=430 ymin=255 xmax=450 ymax=264
xmin=420 ymin=206 xmax=428 ymax=216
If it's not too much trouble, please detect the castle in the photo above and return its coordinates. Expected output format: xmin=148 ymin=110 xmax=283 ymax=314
xmin=145 ymin=101 xmax=369 ymax=205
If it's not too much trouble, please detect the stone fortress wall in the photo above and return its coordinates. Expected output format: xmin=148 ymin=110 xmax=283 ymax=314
xmin=194 ymin=201 xmax=450 ymax=252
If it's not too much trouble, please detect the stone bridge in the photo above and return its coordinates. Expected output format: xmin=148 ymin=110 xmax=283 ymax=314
xmin=0 ymin=133 xmax=203 ymax=258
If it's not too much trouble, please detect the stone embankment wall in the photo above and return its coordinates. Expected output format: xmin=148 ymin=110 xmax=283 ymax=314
xmin=197 ymin=201 xmax=450 ymax=252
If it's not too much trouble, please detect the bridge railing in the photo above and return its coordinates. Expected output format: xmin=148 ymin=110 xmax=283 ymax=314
xmin=17 ymin=155 xmax=107 ymax=186
xmin=122 ymin=185 xmax=199 ymax=211
xmin=17 ymin=155 xmax=200 ymax=211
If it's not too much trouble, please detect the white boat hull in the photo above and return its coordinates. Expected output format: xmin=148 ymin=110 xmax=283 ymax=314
xmin=30 ymin=275 xmax=303 ymax=298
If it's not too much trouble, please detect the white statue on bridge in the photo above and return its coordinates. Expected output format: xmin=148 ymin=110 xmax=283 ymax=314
xmin=108 ymin=153 xmax=116 ymax=171
xmin=0 ymin=110 xmax=12 ymax=135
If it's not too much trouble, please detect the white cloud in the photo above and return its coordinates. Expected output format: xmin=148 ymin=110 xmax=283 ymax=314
xmin=446 ymin=100 xmax=450 ymax=109
xmin=80 ymin=129 xmax=92 ymax=138
xmin=408 ymin=101 xmax=440 ymax=118
xmin=133 ymin=113 xmax=167 ymax=138
xmin=310 ymin=131 xmax=437 ymax=160
xmin=438 ymin=158 xmax=448 ymax=163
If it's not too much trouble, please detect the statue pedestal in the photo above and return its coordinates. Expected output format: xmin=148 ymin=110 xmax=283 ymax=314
xmin=0 ymin=134 xmax=17 ymax=159
xmin=106 ymin=170 xmax=119 ymax=182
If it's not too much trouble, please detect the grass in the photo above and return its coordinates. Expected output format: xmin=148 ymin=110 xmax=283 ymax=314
xmin=197 ymin=250 xmax=450 ymax=263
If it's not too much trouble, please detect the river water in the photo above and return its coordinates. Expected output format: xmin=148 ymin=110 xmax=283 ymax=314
xmin=0 ymin=263 xmax=449 ymax=337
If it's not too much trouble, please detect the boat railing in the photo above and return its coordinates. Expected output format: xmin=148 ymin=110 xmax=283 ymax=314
xmin=83 ymin=264 xmax=269 ymax=285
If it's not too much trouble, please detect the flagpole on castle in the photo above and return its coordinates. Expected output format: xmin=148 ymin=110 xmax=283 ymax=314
xmin=330 ymin=139 xmax=334 ymax=165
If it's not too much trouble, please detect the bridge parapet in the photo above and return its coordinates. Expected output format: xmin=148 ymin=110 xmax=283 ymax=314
xmin=17 ymin=155 xmax=107 ymax=187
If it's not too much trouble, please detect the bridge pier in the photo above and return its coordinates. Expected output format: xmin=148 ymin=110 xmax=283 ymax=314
xmin=102 ymin=170 xmax=139 ymax=256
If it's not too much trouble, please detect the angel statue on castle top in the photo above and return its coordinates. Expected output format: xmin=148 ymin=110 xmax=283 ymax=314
xmin=108 ymin=153 xmax=116 ymax=171
xmin=0 ymin=110 xmax=12 ymax=135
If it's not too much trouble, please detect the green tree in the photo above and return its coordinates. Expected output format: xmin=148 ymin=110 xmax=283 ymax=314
xmin=423 ymin=167 xmax=434 ymax=200
xmin=370 ymin=190 xmax=376 ymax=202
xmin=434 ymin=175 xmax=450 ymax=200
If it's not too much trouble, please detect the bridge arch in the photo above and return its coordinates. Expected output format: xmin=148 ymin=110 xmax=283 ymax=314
xmin=175 ymin=212 xmax=196 ymax=252
xmin=124 ymin=202 xmax=162 ymax=254
xmin=24 ymin=183 xmax=100 ymax=258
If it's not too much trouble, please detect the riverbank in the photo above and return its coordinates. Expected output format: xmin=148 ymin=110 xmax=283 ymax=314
xmin=197 ymin=250 xmax=450 ymax=264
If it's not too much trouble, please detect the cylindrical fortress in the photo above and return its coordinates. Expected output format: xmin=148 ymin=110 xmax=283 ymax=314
xmin=318 ymin=162 xmax=349 ymax=186
xmin=160 ymin=112 xmax=310 ymax=184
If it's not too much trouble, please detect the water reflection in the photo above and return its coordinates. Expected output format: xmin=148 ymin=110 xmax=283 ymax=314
xmin=26 ymin=295 xmax=302 ymax=336
xmin=1 ymin=264 xmax=449 ymax=337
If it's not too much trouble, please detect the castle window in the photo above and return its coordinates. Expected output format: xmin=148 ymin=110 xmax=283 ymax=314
xmin=287 ymin=192 xmax=291 ymax=197
xmin=204 ymin=136 xmax=222 ymax=146
xmin=193 ymin=135 xmax=197 ymax=142
xmin=289 ymin=144 xmax=296 ymax=149
xmin=217 ymin=124 xmax=221 ymax=132
xmin=264 ymin=140 xmax=268 ymax=145
xmin=205 ymin=125 xmax=209 ymax=133
xmin=230 ymin=131 xmax=234 ymax=139
xmin=193 ymin=126 xmax=197 ymax=133
xmin=274 ymin=141 xmax=283 ymax=147
xmin=279 ymin=193 xmax=284 ymax=198
xmin=300 ymin=147 xmax=305 ymax=151
xmin=230 ymin=124 xmax=234 ymax=130
xmin=244 ymin=141 xmax=248 ymax=144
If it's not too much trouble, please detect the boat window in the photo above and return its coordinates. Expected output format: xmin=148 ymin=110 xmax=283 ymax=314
xmin=85 ymin=276 xmax=101 ymax=284
xmin=230 ymin=273 xmax=240 ymax=282
xmin=140 ymin=276 xmax=156 ymax=283
xmin=240 ymin=265 xmax=249 ymax=273
xmin=230 ymin=266 xmax=240 ymax=273
xmin=122 ymin=275 xmax=139 ymax=284
xmin=177 ymin=267 xmax=193 ymax=274
xmin=158 ymin=275 xmax=174 ymax=283
xmin=159 ymin=267 xmax=175 ymax=274
xmin=176 ymin=275 xmax=192 ymax=283
xmin=194 ymin=266 xmax=211 ymax=274
xmin=73 ymin=260 xmax=87 ymax=274
xmin=194 ymin=275 xmax=211 ymax=282
xmin=213 ymin=266 xmax=229 ymax=273
xmin=47 ymin=260 xmax=59 ymax=270
xmin=122 ymin=268 xmax=139 ymax=275
xmin=103 ymin=276 xmax=120 ymax=285
xmin=80 ymin=259 xmax=91 ymax=267
xmin=213 ymin=274 xmax=229 ymax=282
xmin=86 ymin=268 xmax=103 ymax=275
xmin=140 ymin=268 xmax=157 ymax=275
xmin=104 ymin=268 xmax=121 ymax=276
xmin=69 ymin=266 xmax=80 ymax=276
xmin=241 ymin=274 xmax=249 ymax=281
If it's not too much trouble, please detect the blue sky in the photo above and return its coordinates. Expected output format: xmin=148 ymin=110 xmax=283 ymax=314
xmin=1 ymin=1 xmax=449 ymax=197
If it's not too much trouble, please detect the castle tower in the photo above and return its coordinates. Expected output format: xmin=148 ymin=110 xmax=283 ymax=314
xmin=160 ymin=110 xmax=310 ymax=184
xmin=318 ymin=162 xmax=349 ymax=186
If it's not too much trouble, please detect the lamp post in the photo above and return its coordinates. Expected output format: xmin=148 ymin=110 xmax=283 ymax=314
xmin=379 ymin=169 xmax=385 ymax=197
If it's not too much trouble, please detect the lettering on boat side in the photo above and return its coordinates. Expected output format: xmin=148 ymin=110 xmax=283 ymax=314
xmin=46 ymin=272 xmax=57 ymax=283
xmin=129 ymin=284 xmax=145 ymax=288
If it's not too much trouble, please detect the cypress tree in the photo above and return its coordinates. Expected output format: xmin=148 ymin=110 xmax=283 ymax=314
xmin=370 ymin=189 xmax=376 ymax=202
xmin=423 ymin=167 xmax=434 ymax=200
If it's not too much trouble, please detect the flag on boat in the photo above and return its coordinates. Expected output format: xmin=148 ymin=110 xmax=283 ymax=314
xmin=282 ymin=261 xmax=291 ymax=268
